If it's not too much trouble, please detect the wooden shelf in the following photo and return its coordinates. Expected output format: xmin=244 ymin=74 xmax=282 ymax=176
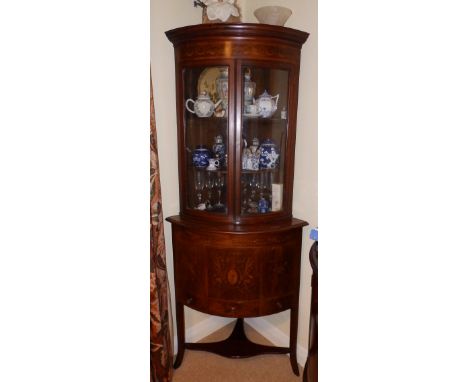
xmin=241 ymin=168 xmax=279 ymax=174
xmin=193 ymin=168 xmax=227 ymax=174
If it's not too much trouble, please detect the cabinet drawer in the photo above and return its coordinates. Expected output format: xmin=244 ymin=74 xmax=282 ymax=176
xmin=260 ymin=295 xmax=293 ymax=316
xmin=204 ymin=298 xmax=261 ymax=318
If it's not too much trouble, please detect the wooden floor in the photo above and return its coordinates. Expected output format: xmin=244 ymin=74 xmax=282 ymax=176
xmin=172 ymin=321 xmax=303 ymax=382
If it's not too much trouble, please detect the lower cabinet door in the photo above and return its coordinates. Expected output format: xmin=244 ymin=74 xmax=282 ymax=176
xmin=172 ymin=225 xmax=302 ymax=318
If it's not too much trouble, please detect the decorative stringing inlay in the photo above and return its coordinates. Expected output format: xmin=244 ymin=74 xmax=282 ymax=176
xmin=179 ymin=42 xmax=298 ymax=61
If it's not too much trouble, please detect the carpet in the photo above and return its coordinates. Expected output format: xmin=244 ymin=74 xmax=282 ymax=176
xmin=172 ymin=321 xmax=302 ymax=381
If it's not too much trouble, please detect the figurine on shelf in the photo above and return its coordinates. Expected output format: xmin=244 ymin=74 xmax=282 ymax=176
xmin=281 ymin=107 xmax=287 ymax=120
xmin=216 ymin=68 xmax=229 ymax=110
xmin=258 ymin=196 xmax=269 ymax=213
xmin=244 ymin=68 xmax=256 ymax=108
xmin=242 ymin=137 xmax=260 ymax=171
xmin=212 ymin=135 xmax=226 ymax=167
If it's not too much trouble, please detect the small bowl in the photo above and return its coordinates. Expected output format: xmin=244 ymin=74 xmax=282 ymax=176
xmin=254 ymin=6 xmax=292 ymax=26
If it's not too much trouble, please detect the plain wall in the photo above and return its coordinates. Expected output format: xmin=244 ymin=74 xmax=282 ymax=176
xmin=150 ymin=0 xmax=210 ymax=331
xmin=242 ymin=0 xmax=318 ymax=351
xmin=151 ymin=0 xmax=317 ymax=351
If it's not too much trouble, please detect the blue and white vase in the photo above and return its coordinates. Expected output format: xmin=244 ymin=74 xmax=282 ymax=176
xmin=212 ymin=135 xmax=226 ymax=168
xmin=192 ymin=145 xmax=212 ymax=168
xmin=259 ymin=139 xmax=280 ymax=169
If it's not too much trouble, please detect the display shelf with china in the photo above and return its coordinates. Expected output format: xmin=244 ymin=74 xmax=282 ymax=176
xmin=165 ymin=23 xmax=309 ymax=375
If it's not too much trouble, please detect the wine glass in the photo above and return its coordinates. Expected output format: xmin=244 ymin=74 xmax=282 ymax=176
xmin=241 ymin=174 xmax=249 ymax=212
xmin=263 ymin=171 xmax=272 ymax=205
xmin=258 ymin=172 xmax=265 ymax=198
xmin=215 ymin=174 xmax=225 ymax=207
xmin=205 ymin=174 xmax=214 ymax=209
xmin=262 ymin=171 xmax=270 ymax=200
xmin=194 ymin=171 xmax=204 ymax=208
xmin=249 ymin=174 xmax=259 ymax=202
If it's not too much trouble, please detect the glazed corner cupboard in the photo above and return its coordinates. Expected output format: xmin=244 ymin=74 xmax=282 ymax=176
xmin=165 ymin=23 xmax=309 ymax=375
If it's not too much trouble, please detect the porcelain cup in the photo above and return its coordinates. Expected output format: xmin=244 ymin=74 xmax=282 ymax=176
xmin=207 ymin=158 xmax=220 ymax=171
xmin=246 ymin=104 xmax=258 ymax=115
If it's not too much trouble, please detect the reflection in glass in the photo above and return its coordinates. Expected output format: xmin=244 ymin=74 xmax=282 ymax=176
xmin=244 ymin=68 xmax=256 ymax=108
xmin=216 ymin=68 xmax=229 ymax=110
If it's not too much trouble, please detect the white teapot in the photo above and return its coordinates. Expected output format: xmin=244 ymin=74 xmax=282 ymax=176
xmin=254 ymin=90 xmax=279 ymax=118
xmin=186 ymin=92 xmax=222 ymax=118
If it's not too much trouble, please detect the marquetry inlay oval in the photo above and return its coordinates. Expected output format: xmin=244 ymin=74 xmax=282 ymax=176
xmin=227 ymin=269 xmax=239 ymax=285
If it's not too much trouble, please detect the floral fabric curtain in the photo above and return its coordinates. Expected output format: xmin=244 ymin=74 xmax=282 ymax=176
xmin=150 ymin=75 xmax=173 ymax=382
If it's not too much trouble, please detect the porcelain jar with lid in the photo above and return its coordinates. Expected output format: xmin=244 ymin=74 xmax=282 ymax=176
xmin=192 ymin=145 xmax=212 ymax=168
xmin=186 ymin=92 xmax=222 ymax=118
xmin=259 ymin=139 xmax=280 ymax=169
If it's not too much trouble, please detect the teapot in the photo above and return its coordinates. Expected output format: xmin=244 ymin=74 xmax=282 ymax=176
xmin=253 ymin=90 xmax=279 ymax=118
xmin=186 ymin=92 xmax=222 ymax=118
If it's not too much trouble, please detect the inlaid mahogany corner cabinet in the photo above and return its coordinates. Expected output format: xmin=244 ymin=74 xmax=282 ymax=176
xmin=165 ymin=23 xmax=309 ymax=375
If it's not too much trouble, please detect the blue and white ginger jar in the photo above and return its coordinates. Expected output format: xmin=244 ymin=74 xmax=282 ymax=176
xmin=192 ymin=145 xmax=212 ymax=168
xmin=259 ymin=139 xmax=280 ymax=169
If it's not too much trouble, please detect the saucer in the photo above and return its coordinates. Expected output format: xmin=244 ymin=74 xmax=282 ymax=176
xmin=243 ymin=112 xmax=260 ymax=118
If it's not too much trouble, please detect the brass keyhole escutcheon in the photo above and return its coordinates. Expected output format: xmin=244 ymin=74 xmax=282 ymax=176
xmin=227 ymin=269 xmax=239 ymax=285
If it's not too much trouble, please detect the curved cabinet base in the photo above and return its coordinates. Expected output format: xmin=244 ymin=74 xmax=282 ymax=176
xmin=168 ymin=216 xmax=307 ymax=375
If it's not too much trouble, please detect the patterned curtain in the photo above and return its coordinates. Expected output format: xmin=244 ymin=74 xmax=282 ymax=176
xmin=150 ymin=74 xmax=173 ymax=382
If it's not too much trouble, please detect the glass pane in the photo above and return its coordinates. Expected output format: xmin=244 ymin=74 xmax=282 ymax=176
xmin=241 ymin=66 xmax=288 ymax=215
xmin=183 ymin=66 xmax=228 ymax=214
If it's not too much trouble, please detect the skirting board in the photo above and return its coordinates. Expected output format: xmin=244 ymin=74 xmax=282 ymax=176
xmin=173 ymin=316 xmax=235 ymax=354
xmin=175 ymin=316 xmax=308 ymax=367
xmin=245 ymin=317 xmax=308 ymax=367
